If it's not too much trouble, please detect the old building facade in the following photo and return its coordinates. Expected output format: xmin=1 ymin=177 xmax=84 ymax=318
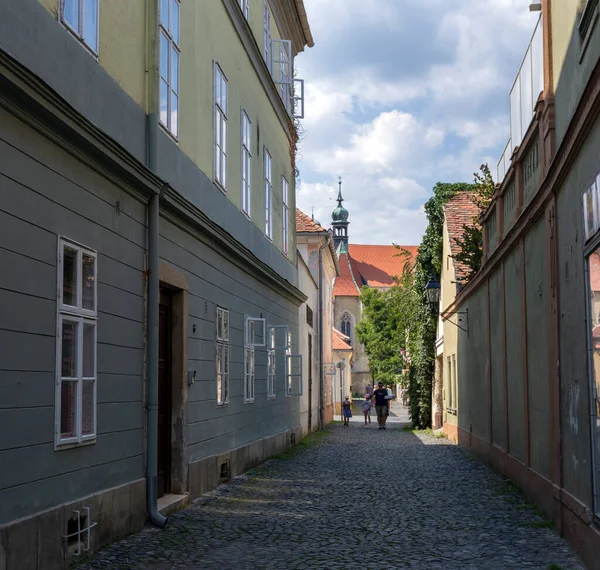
xmin=0 ymin=0 xmax=313 ymax=568
xmin=448 ymin=2 xmax=600 ymax=565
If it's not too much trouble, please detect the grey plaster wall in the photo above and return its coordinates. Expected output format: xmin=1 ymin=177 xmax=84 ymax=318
xmin=457 ymin=285 xmax=489 ymax=441
xmin=160 ymin=218 xmax=301 ymax=464
xmin=524 ymin=217 xmax=550 ymax=480
xmin=553 ymin=9 xmax=600 ymax=147
xmin=490 ymin=269 xmax=506 ymax=450
xmin=556 ymin=113 xmax=600 ymax=506
xmin=504 ymin=246 xmax=526 ymax=463
xmin=0 ymin=108 xmax=146 ymax=525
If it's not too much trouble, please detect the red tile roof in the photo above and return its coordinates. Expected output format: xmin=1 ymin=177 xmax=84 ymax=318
xmin=443 ymin=192 xmax=481 ymax=281
xmin=333 ymin=251 xmax=361 ymax=296
xmin=296 ymin=209 xmax=327 ymax=233
xmin=348 ymin=244 xmax=417 ymax=288
xmin=332 ymin=328 xmax=352 ymax=351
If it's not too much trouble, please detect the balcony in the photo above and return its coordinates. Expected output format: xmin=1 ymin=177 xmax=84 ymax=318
xmin=497 ymin=16 xmax=544 ymax=183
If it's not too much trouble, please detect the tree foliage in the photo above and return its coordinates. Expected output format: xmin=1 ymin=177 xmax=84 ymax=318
xmin=453 ymin=164 xmax=495 ymax=282
xmin=356 ymin=258 xmax=416 ymax=387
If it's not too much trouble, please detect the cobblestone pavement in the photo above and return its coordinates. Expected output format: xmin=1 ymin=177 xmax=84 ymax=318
xmin=78 ymin=423 xmax=584 ymax=570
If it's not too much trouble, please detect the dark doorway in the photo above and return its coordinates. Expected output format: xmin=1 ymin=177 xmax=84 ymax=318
xmin=158 ymin=289 xmax=172 ymax=497
xmin=308 ymin=333 xmax=313 ymax=431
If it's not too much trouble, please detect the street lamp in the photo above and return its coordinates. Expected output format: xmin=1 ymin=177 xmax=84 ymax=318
xmin=425 ymin=275 xmax=441 ymax=311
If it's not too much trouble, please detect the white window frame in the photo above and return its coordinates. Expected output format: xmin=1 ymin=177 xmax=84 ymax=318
xmin=245 ymin=316 xmax=266 ymax=347
xmin=241 ymin=110 xmax=252 ymax=216
xmin=264 ymin=149 xmax=273 ymax=239
xmin=267 ymin=327 xmax=276 ymax=398
xmin=216 ymin=307 xmax=230 ymax=406
xmin=272 ymin=39 xmax=292 ymax=110
xmin=214 ymin=63 xmax=228 ymax=190
xmin=282 ymin=176 xmax=289 ymax=256
xmin=291 ymin=78 xmax=305 ymax=119
xmin=239 ymin=0 xmax=250 ymax=19
xmin=244 ymin=347 xmax=255 ymax=403
xmin=55 ymin=238 xmax=98 ymax=448
xmin=60 ymin=0 xmax=99 ymax=55
xmin=286 ymin=352 xmax=303 ymax=397
xmin=263 ymin=0 xmax=272 ymax=70
xmin=159 ymin=0 xmax=180 ymax=138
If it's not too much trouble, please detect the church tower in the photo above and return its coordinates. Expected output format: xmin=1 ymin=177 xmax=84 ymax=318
xmin=331 ymin=176 xmax=349 ymax=250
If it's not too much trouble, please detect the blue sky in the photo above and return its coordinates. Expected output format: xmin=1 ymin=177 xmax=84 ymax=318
xmin=295 ymin=0 xmax=540 ymax=245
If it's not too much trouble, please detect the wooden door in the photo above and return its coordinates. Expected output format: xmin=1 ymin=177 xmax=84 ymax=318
xmin=158 ymin=290 xmax=172 ymax=497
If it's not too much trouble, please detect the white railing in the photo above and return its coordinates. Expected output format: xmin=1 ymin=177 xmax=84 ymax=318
xmin=497 ymin=138 xmax=511 ymax=182
xmin=496 ymin=15 xmax=543 ymax=182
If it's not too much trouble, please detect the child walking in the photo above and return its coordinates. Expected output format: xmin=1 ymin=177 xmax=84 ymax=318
xmin=362 ymin=394 xmax=373 ymax=426
xmin=342 ymin=396 xmax=352 ymax=426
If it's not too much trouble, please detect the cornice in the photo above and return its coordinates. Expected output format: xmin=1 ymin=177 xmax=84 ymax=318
xmin=269 ymin=0 xmax=311 ymax=56
xmin=162 ymin=187 xmax=307 ymax=306
xmin=0 ymin=48 xmax=162 ymax=202
xmin=222 ymin=0 xmax=292 ymax=140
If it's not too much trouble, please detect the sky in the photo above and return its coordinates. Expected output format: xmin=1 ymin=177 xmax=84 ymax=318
xmin=294 ymin=0 xmax=540 ymax=246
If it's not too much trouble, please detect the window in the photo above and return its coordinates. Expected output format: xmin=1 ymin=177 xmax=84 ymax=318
xmin=282 ymin=177 xmax=289 ymax=256
xmin=56 ymin=239 xmax=97 ymax=447
xmin=306 ymin=305 xmax=313 ymax=328
xmin=586 ymin=246 xmax=600 ymax=517
xmin=214 ymin=64 xmax=228 ymax=189
xmin=241 ymin=111 xmax=252 ymax=216
xmin=267 ymin=328 xmax=276 ymax=398
xmin=446 ymin=355 xmax=453 ymax=410
xmin=61 ymin=0 xmax=99 ymax=54
xmin=244 ymin=317 xmax=265 ymax=403
xmin=216 ymin=307 xmax=230 ymax=406
xmin=341 ymin=313 xmax=352 ymax=344
xmin=239 ymin=0 xmax=250 ymax=19
xmin=159 ymin=0 xmax=180 ymax=137
xmin=286 ymin=333 xmax=302 ymax=396
xmin=263 ymin=0 xmax=271 ymax=69
xmin=452 ymin=354 xmax=457 ymax=411
xmin=264 ymin=149 xmax=273 ymax=239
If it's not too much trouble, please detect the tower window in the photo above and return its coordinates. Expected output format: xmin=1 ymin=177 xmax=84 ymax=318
xmin=341 ymin=313 xmax=352 ymax=345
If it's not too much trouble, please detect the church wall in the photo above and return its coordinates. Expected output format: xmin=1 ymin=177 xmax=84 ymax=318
xmin=334 ymin=295 xmax=371 ymax=394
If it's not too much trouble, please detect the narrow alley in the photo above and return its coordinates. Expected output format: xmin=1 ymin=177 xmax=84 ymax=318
xmin=78 ymin=421 xmax=582 ymax=570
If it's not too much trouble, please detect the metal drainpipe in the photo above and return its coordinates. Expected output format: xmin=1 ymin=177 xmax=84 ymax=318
xmin=146 ymin=113 xmax=168 ymax=529
xmin=318 ymin=232 xmax=332 ymax=430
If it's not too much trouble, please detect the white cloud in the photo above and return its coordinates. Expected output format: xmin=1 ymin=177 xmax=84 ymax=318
xmin=296 ymin=0 xmax=541 ymax=244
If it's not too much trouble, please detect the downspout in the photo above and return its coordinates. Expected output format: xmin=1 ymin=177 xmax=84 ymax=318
xmin=318 ymin=231 xmax=332 ymax=430
xmin=145 ymin=0 xmax=167 ymax=528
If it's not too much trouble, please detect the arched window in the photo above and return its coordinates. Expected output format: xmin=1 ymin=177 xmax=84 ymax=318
xmin=341 ymin=313 xmax=352 ymax=345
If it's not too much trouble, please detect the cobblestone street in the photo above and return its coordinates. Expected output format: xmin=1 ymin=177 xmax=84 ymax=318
xmin=79 ymin=419 xmax=583 ymax=570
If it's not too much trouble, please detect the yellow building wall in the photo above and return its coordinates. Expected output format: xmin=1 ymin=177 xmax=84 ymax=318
xmin=37 ymin=0 xmax=296 ymax=262
xmin=441 ymin=222 xmax=459 ymax=432
xmin=550 ymin=0 xmax=579 ymax=88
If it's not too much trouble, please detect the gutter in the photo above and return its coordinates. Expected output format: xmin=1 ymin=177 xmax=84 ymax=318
xmin=294 ymin=0 xmax=315 ymax=48
xmin=145 ymin=0 xmax=167 ymax=528
xmin=145 ymin=114 xmax=168 ymax=529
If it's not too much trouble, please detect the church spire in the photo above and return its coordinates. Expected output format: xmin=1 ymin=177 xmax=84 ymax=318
xmin=331 ymin=176 xmax=349 ymax=250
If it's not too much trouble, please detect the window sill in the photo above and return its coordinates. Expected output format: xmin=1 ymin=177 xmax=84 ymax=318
xmin=60 ymin=20 xmax=99 ymax=61
xmin=215 ymin=180 xmax=227 ymax=195
xmin=159 ymin=122 xmax=179 ymax=144
xmin=216 ymin=402 xmax=229 ymax=408
xmin=242 ymin=209 xmax=252 ymax=221
xmin=54 ymin=437 xmax=97 ymax=451
xmin=244 ymin=399 xmax=255 ymax=404
xmin=267 ymin=395 xmax=276 ymax=400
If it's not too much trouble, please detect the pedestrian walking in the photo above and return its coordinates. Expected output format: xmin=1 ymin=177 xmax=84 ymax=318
xmin=365 ymin=383 xmax=373 ymax=398
xmin=342 ymin=396 xmax=352 ymax=426
xmin=361 ymin=394 xmax=373 ymax=426
xmin=401 ymin=387 xmax=408 ymax=407
xmin=373 ymin=382 xmax=390 ymax=430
